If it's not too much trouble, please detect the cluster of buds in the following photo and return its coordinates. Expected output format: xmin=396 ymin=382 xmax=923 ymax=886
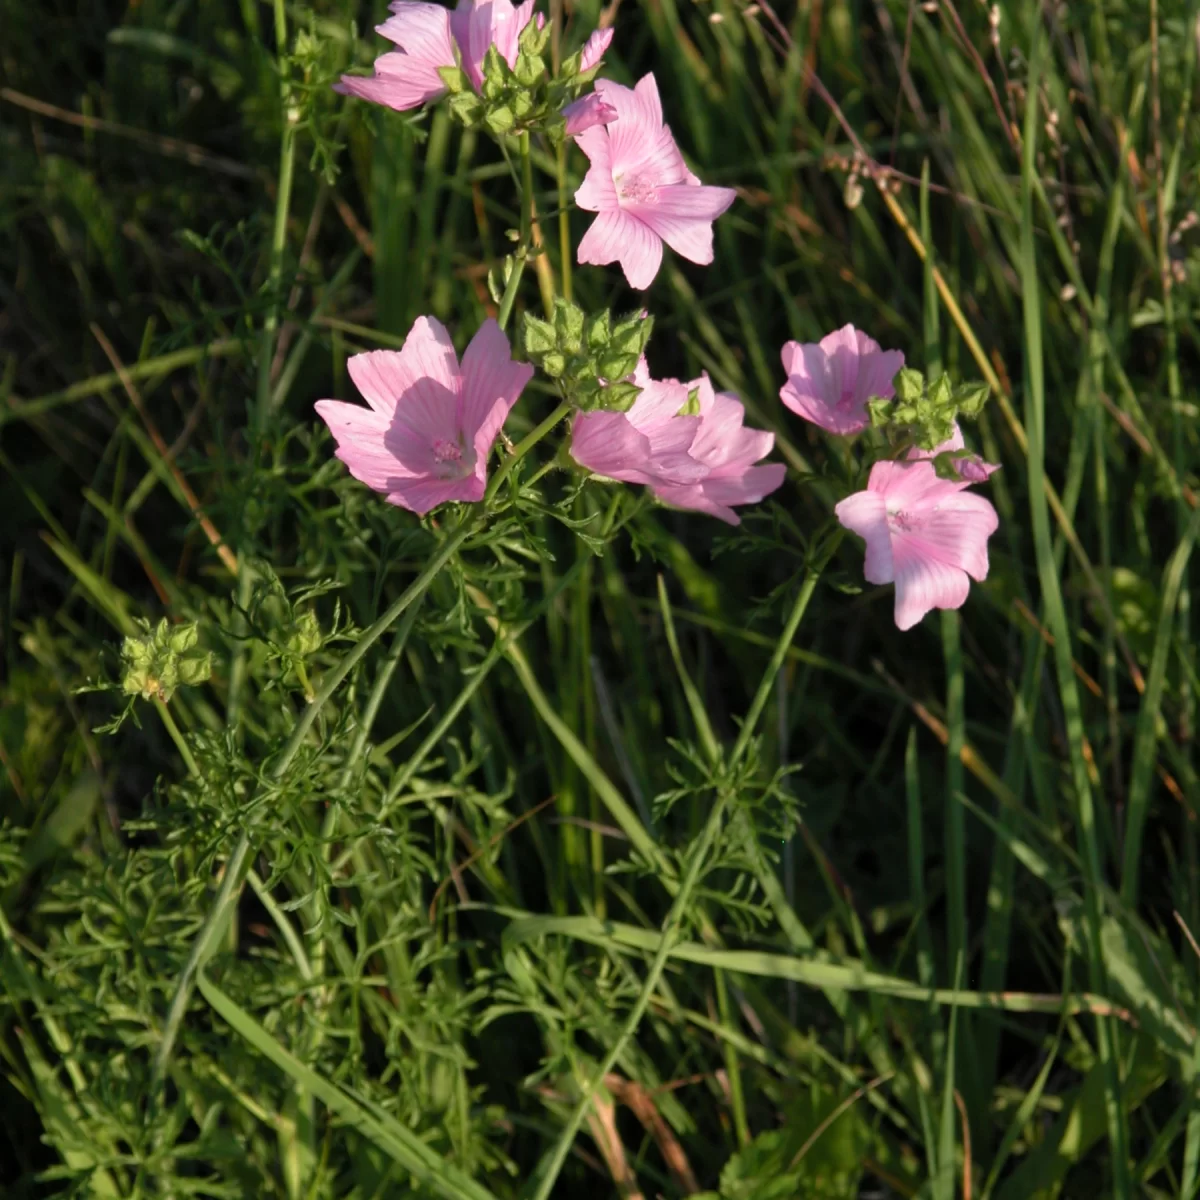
xmin=868 ymin=367 xmax=990 ymax=461
xmin=522 ymin=300 xmax=654 ymax=410
xmin=120 ymin=620 xmax=212 ymax=704
xmin=439 ymin=21 xmax=603 ymax=142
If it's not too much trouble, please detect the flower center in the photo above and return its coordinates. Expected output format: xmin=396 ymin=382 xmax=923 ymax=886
xmin=616 ymin=171 xmax=657 ymax=205
xmin=431 ymin=435 xmax=475 ymax=479
xmin=887 ymin=508 xmax=919 ymax=534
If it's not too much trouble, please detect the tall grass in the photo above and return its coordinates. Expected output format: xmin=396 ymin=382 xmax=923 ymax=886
xmin=2 ymin=0 xmax=1199 ymax=1195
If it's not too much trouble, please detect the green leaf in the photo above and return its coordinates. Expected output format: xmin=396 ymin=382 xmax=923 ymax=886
xmin=197 ymin=973 xmax=502 ymax=1200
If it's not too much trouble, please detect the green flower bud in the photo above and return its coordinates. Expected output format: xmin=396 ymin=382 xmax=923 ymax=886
xmin=484 ymin=104 xmax=515 ymax=134
xmin=119 ymin=619 xmax=211 ymax=704
xmin=866 ymin=395 xmax=892 ymax=427
xmin=522 ymin=313 xmax=558 ymax=357
xmin=553 ymin=299 xmax=585 ymax=354
xmin=584 ymin=311 xmax=611 ymax=350
xmin=286 ymin=610 xmax=322 ymax=659
xmin=893 ymin=367 xmax=925 ymax=407
xmin=449 ymin=91 xmax=484 ymax=126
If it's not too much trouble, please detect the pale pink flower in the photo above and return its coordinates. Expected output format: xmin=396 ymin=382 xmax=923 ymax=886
xmin=316 ymin=317 xmax=532 ymax=516
xmin=779 ymin=324 xmax=904 ymax=435
xmin=563 ymin=91 xmax=618 ymax=137
xmin=906 ymin=422 xmax=1000 ymax=483
xmin=570 ymin=362 xmax=708 ymax=489
xmin=571 ymin=362 xmax=785 ymax=524
xmin=834 ymin=457 xmax=999 ymax=631
xmin=335 ymin=0 xmax=539 ymax=112
xmin=574 ymin=74 xmax=737 ymax=289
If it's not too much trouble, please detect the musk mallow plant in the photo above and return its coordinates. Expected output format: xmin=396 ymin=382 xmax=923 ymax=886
xmin=123 ymin=7 xmax=1003 ymax=1196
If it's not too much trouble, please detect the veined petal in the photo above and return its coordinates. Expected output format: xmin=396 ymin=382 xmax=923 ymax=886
xmin=315 ymin=400 xmax=416 ymax=491
xmin=579 ymin=27 xmax=613 ymax=71
xmin=834 ymin=490 xmax=894 ymax=584
xmin=388 ymin=473 xmax=486 ymax=516
xmin=459 ymin=318 xmax=533 ymax=460
xmin=577 ymin=208 xmax=664 ymax=290
xmin=893 ymin=491 xmax=998 ymax=582
xmin=573 ymin=129 xmax=617 ymax=210
xmin=892 ymin=555 xmax=970 ymax=630
xmin=334 ymin=67 xmax=446 ymax=111
xmin=627 ymin=185 xmax=736 ymax=265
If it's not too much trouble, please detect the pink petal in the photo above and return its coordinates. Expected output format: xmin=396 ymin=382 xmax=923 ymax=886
xmin=570 ymin=411 xmax=654 ymax=483
xmin=387 ymin=474 xmax=486 ymax=516
xmin=834 ymin=489 xmax=893 ymax=584
xmin=778 ymin=326 xmax=904 ymax=435
xmin=563 ymin=92 xmax=618 ymax=137
xmin=334 ymin=70 xmax=445 ymax=112
xmin=596 ymin=76 xmax=690 ymax=185
xmin=458 ymin=318 xmax=533 ymax=465
xmin=335 ymin=3 xmax=454 ymax=111
xmin=345 ymin=349 xmax=409 ymax=416
xmin=892 ymin=555 xmax=971 ymax=631
xmin=626 ymin=184 xmax=736 ymax=266
xmin=579 ymin=26 xmax=613 ymax=71
xmin=654 ymin=463 xmax=787 ymax=525
xmin=577 ymin=208 xmax=663 ymax=290
xmin=892 ymin=491 xmax=998 ymax=582
xmin=626 ymin=374 xmax=691 ymax=430
xmin=315 ymin=400 xmax=415 ymax=491
xmin=573 ymin=128 xmax=617 ymax=210
xmin=571 ymin=409 xmax=705 ymax=486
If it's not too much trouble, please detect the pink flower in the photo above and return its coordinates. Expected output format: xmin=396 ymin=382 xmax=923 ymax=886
xmin=570 ymin=362 xmax=785 ymax=524
xmin=779 ymin=324 xmax=904 ymax=435
xmin=906 ymin=422 xmax=1000 ymax=483
xmin=834 ymin=457 xmax=999 ymax=631
xmin=316 ymin=316 xmax=532 ymax=516
xmin=574 ymin=74 xmax=737 ymax=289
xmin=563 ymin=91 xmax=618 ymax=137
xmin=335 ymin=0 xmax=538 ymax=112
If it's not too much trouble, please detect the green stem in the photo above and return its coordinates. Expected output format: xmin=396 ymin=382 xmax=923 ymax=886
xmin=496 ymin=253 xmax=527 ymax=333
xmin=155 ymin=699 xmax=198 ymax=778
xmin=255 ymin=0 xmax=296 ymax=437
xmin=530 ymin=543 xmax=835 ymax=1200
xmin=557 ymin=141 xmax=572 ymax=303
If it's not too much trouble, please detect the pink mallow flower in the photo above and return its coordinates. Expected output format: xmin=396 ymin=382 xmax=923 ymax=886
xmin=571 ymin=362 xmax=785 ymax=524
xmin=315 ymin=316 xmax=532 ymax=516
xmin=335 ymin=0 xmax=540 ymax=112
xmin=574 ymin=74 xmax=737 ymax=290
xmin=834 ymin=455 xmax=999 ymax=631
xmin=779 ymin=324 xmax=904 ymax=436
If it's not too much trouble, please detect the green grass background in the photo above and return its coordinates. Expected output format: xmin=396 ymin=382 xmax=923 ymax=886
xmin=2 ymin=0 xmax=1200 ymax=1195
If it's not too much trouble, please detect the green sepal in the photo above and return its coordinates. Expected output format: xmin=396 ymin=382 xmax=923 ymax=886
xmin=438 ymin=65 xmax=470 ymax=94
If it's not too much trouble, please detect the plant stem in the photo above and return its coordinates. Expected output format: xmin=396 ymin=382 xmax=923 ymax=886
xmin=530 ymin=541 xmax=835 ymax=1200
xmin=496 ymin=253 xmax=527 ymax=332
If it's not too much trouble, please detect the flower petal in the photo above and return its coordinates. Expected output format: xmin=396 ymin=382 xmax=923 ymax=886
xmin=834 ymin=490 xmax=894 ymax=584
xmin=573 ymin=128 xmax=617 ymax=210
xmin=315 ymin=399 xmax=415 ymax=492
xmin=892 ymin=555 xmax=970 ymax=631
xmin=335 ymin=3 xmax=454 ymax=110
xmin=563 ymin=92 xmax=618 ymax=137
xmin=626 ymin=184 xmax=736 ymax=266
xmin=387 ymin=473 xmax=486 ymax=516
xmin=458 ymin=318 xmax=533 ymax=462
xmin=577 ymin=208 xmax=663 ymax=290
xmin=579 ymin=26 xmax=613 ymax=71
